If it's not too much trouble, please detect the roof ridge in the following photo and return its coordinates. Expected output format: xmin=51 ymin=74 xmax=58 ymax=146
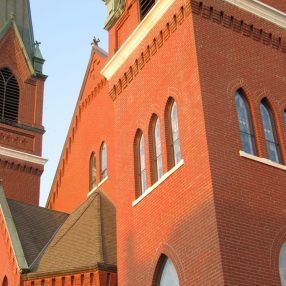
xmin=49 ymin=193 xmax=100 ymax=247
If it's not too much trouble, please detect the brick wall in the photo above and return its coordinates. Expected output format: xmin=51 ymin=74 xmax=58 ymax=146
xmin=50 ymin=0 xmax=286 ymax=285
xmin=0 ymin=26 xmax=45 ymax=205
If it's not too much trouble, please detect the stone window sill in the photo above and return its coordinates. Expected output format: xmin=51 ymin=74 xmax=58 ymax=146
xmin=87 ymin=176 xmax=108 ymax=197
xmin=132 ymin=159 xmax=184 ymax=207
xmin=239 ymin=150 xmax=286 ymax=171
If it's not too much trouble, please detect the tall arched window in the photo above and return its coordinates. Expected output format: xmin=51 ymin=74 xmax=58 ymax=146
xmin=0 ymin=67 xmax=19 ymax=122
xmin=100 ymin=142 xmax=107 ymax=180
xmin=279 ymin=241 xmax=286 ymax=285
xmin=154 ymin=256 xmax=179 ymax=286
xmin=89 ymin=153 xmax=96 ymax=190
xmin=166 ymin=99 xmax=181 ymax=168
xmin=2 ymin=276 xmax=8 ymax=286
xmin=284 ymin=109 xmax=286 ymax=124
xmin=135 ymin=131 xmax=147 ymax=195
xmin=151 ymin=116 xmax=163 ymax=182
xmin=235 ymin=90 xmax=256 ymax=155
xmin=260 ymin=100 xmax=282 ymax=163
xmin=139 ymin=0 xmax=155 ymax=20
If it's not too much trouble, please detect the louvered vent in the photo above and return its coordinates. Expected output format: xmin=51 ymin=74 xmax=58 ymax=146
xmin=139 ymin=0 xmax=155 ymax=19
xmin=0 ymin=68 xmax=19 ymax=123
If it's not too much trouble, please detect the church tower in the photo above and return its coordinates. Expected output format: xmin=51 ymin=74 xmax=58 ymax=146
xmin=0 ymin=0 xmax=46 ymax=205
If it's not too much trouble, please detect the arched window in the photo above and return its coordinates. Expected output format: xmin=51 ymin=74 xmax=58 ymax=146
xmin=151 ymin=116 xmax=163 ymax=182
xmin=279 ymin=241 xmax=286 ymax=285
xmin=260 ymin=100 xmax=282 ymax=163
xmin=2 ymin=276 xmax=8 ymax=286
xmin=167 ymin=100 xmax=181 ymax=168
xmin=284 ymin=109 xmax=286 ymax=124
xmin=89 ymin=153 xmax=96 ymax=190
xmin=235 ymin=90 xmax=256 ymax=155
xmin=100 ymin=142 xmax=107 ymax=180
xmin=154 ymin=256 xmax=179 ymax=286
xmin=135 ymin=131 xmax=147 ymax=195
xmin=0 ymin=67 xmax=19 ymax=122
xmin=139 ymin=0 xmax=155 ymax=20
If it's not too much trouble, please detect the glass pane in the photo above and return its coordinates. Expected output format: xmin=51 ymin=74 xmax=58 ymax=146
xmin=101 ymin=143 xmax=107 ymax=178
xmin=267 ymin=141 xmax=280 ymax=163
xmin=235 ymin=93 xmax=251 ymax=134
xmin=240 ymin=133 xmax=254 ymax=155
xmin=155 ymin=119 xmax=163 ymax=179
xmin=159 ymin=258 xmax=179 ymax=286
xmin=260 ymin=104 xmax=275 ymax=142
xmin=171 ymin=102 xmax=181 ymax=165
xmin=90 ymin=154 xmax=96 ymax=189
xmin=280 ymin=242 xmax=286 ymax=286
xmin=260 ymin=103 xmax=280 ymax=163
xmin=235 ymin=92 xmax=255 ymax=155
xmin=284 ymin=111 xmax=286 ymax=124
xmin=140 ymin=135 xmax=147 ymax=193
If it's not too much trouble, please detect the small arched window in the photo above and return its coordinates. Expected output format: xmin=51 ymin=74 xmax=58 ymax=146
xmin=167 ymin=100 xmax=181 ymax=168
xmin=154 ymin=256 xmax=179 ymax=286
xmin=235 ymin=90 xmax=256 ymax=155
xmin=89 ymin=153 xmax=96 ymax=190
xmin=139 ymin=0 xmax=155 ymax=20
xmin=260 ymin=100 xmax=282 ymax=163
xmin=284 ymin=109 xmax=286 ymax=124
xmin=2 ymin=276 xmax=8 ymax=286
xmin=151 ymin=116 xmax=163 ymax=182
xmin=100 ymin=142 xmax=107 ymax=180
xmin=279 ymin=241 xmax=286 ymax=285
xmin=0 ymin=67 xmax=19 ymax=122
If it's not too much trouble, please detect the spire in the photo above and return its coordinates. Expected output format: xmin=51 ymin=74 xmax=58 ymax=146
xmin=0 ymin=0 xmax=45 ymax=76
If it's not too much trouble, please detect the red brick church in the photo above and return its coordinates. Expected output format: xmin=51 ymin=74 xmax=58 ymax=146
xmin=1 ymin=0 xmax=286 ymax=285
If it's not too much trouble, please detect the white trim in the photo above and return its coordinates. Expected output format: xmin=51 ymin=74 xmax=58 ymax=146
xmin=0 ymin=146 xmax=47 ymax=165
xmin=132 ymin=160 xmax=184 ymax=207
xmin=87 ymin=176 xmax=109 ymax=197
xmin=223 ymin=0 xmax=286 ymax=29
xmin=239 ymin=150 xmax=286 ymax=171
xmin=101 ymin=0 xmax=175 ymax=80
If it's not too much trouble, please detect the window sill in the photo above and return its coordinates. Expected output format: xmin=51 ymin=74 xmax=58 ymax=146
xmin=132 ymin=159 xmax=184 ymax=207
xmin=87 ymin=176 xmax=108 ymax=197
xmin=239 ymin=151 xmax=286 ymax=171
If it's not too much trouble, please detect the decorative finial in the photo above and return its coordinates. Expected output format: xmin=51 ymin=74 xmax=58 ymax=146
xmin=91 ymin=37 xmax=100 ymax=47
xmin=34 ymin=41 xmax=41 ymax=47
xmin=8 ymin=13 xmax=15 ymax=20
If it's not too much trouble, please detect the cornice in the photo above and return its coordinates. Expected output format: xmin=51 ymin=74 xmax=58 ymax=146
xmin=0 ymin=146 xmax=47 ymax=166
xmin=101 ymin=0 xmax=176 ymax=80
xmin=223 ymin=0 xmax=286 ymax=29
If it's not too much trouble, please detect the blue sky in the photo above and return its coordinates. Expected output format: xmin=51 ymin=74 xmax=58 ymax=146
xmin=30 ymin=1 xmax=108 ymax=206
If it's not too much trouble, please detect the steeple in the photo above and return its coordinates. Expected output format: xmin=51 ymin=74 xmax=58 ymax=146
xmin=0 ymin=0 xmax=47 ymax=205
xmin=0 ymin=0 xmax=44 ymax=75
xmin=0 ymin=0 xmax=34 ymax=58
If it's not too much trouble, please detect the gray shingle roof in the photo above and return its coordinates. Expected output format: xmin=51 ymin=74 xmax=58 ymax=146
xmin=7 ymin=199 xmax=68 ymax=267
xmin=31 ymin=191 xmax=117 ymax=274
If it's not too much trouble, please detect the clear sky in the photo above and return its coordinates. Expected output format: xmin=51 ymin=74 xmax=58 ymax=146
xmin=29 ymin=1 xmax=108 ymax=206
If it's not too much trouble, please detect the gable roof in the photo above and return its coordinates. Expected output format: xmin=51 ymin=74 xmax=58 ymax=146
xmin=0 ymin=187 xmax=68 ymax=273
xmin=7 ymin=199 xmax=69 ymax=267
xmin=31 ymin=191 xmax=117 ymax=275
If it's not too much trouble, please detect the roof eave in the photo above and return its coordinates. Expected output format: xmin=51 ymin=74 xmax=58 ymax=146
xmin=0 ymin=187 xmax=29 ymax=272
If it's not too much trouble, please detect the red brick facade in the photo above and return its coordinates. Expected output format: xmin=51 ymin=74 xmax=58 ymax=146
xmin=46 ymin=0 xmax=286 ymax=285
xmin=2 ymin=0 xmax=286 ymax=285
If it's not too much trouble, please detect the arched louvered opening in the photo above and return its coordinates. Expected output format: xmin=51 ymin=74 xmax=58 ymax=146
xmin=139 ymin=0 xmax=155 ymax=20
xmin=0 ymin=68 xmax=19 ymax=123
